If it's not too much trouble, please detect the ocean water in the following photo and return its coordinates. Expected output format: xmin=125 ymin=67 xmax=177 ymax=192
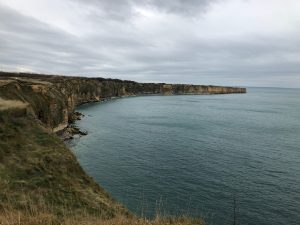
xmin=69 ymin=88 xmax=300 ymax=225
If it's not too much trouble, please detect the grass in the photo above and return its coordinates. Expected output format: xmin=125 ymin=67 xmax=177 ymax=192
xmin=0 ymin=213 xmax=204 ymax=225
xmin=0 ymin=98 xmax=27 ymax=111
xmin=0 ymin=196 xmax=204 ymax=225
xmin=0 ymin=214 xmax=204 ymax=225
xmin=0 ymin=113 xmax=128 ymax=218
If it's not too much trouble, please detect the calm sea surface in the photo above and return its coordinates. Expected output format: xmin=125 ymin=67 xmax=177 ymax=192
xmin=69 ymin=88 xmax=300 ymax=225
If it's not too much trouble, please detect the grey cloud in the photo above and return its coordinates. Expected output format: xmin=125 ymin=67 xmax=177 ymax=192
xmin=71 ymin=0 xmax=218 ymax=20
xmin=0 ymin=1 xmax=300 ymax=87
xmin=0 ymin=4 xmax=108 ymax=74
xmin=142 ymin=0 xmax=217 ymax=15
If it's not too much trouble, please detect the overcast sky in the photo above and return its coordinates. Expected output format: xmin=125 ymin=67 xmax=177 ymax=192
xmin=0 ymin=0 xmax=300 ymax=87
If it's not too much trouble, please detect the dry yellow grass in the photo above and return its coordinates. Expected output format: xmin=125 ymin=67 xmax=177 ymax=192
xmin=0 ymin=98 xmax=28 ymax=111
xmin=0 ymin=211 xmax=204 ymax=225
xmin=0 ymin=80 xmax=14 ymax=87
xmin=0 ymin=195 xmax=204 ymax=225
xmin=67 ymin=216 xmax=205 ymax=225
xmin=12 ymin=77 xmax=52 ymax=85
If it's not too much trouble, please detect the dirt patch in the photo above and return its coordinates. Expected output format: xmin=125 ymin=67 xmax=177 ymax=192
xmin=0 ymin=98 xmax=28 ymax=111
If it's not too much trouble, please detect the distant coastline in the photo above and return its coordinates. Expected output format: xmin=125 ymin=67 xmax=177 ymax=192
xmin=0 ymin=71 xmax=246 ymax=133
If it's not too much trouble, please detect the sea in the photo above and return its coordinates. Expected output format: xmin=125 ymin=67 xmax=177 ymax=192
xmin=69 ymin=87 xmax=300 ymax=225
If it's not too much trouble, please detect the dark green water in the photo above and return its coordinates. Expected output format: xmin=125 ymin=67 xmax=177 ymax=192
xmin=69 ymin=88 xmax=300 ymax=225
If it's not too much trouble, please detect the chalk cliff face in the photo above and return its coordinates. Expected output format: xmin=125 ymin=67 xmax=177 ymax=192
xmin=0 ymin=72 xmax=246 ymax=132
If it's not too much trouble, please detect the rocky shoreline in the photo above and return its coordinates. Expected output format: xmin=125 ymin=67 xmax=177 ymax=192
xmin=59 ymin=111 xmax=88 ymax=140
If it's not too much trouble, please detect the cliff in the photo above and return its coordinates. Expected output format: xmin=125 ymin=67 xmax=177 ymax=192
xmin=0 ymin=72 xmax=246 ymax=133
xmin=0 ymin=71 xmax=245 ymax=224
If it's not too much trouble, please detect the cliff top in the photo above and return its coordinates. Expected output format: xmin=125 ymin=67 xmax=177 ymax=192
xmin=0 ymin=71 xmax=245 ymax=88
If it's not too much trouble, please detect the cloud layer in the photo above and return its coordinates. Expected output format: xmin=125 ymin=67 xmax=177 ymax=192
xmin=0 ymin=0 xmax=300 ymax=87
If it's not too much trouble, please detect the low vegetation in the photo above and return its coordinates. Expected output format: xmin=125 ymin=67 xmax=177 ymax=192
xmin=0 ymin=112 xmax=128 ymax=217
xmin=0 ymin=203 xmax=204 ymax=225
xmin=0 ymin=97 xmax=27 ymax=111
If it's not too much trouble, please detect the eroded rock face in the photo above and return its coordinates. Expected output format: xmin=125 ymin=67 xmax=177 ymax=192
xmin=0 ymin=72 xmax=246 ymax=132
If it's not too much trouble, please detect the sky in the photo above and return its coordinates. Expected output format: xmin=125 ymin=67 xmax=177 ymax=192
xmin=0 ymin=0 xmax=300 ymax=87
